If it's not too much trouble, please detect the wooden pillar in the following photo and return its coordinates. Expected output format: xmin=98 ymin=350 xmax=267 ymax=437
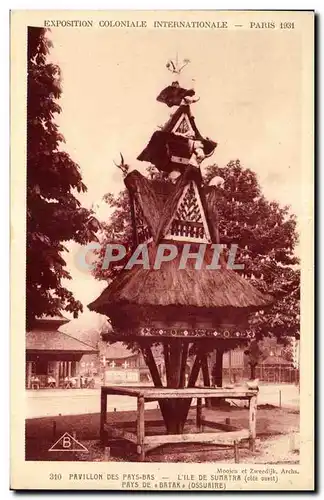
xmin=54 ymin=361 xmax=60 ymax=388
xmin=137 ymin=395 xmax=145 ymax=462
xmin=196 ymin=397 xmax=202 ymax=432
xmin=249 ymin=395 xmax=257 ymax=451
xmin=26 ymin=361 xmax=32 ymax=389
xmin=68 ymin=361 xmax=72 ymax=377
xmin=228 ymin=349 xmax=232 ymax=384
xmin=201 ymin=355 xmax=212 ymax=407
xmin=100 ymin=388 xmax=107 ymax=442
xmin=179 ymin=342 xmax=189 ymax=388
xmin=211 ymin=347 xmax=224 ymax=407
xmin=213 ymin=347 xmax=224 ymax=387
xmin=234 ymin=440 xmax=239 ymax=463
xmin=75 ymin=361 xmax=80 ymax=388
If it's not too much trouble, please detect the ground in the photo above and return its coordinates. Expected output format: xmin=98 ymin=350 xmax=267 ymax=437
xmin=25 ymin=400 xmax=299 ymax=464
xmin=26 ymin=383 xmax=299 ymax=418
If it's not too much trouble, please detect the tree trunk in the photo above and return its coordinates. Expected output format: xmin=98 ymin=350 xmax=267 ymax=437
xmin=250 ymin=363 xmax=257 ymax=380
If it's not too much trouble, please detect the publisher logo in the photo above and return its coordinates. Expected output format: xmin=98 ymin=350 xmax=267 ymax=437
xmin=48 ymin=432 xmax=88 ymax=452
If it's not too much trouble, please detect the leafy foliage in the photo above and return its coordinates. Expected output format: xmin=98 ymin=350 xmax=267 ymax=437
xmin=204 ymin=160 xmax=300 ymax=340
xmin=27 ymin=27 xmax=97 ymax=327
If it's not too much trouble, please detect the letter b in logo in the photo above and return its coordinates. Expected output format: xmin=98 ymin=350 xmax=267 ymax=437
xmin=62 ymin=436 xmax=72 ymax=449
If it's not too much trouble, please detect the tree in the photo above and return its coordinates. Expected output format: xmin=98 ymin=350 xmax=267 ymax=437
xmin=244 ymin=340 xmax=266 ymax=379
xmin=204 ymin=161 xmax=300 ymax=342
xmin=27 ymin=27 xmax=97 ymax=328
xmin=92 ymin=159 xmax=300 ymax=390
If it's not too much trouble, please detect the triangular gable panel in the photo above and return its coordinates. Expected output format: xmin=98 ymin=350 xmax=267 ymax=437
xmin=172 ymin=113 xmax=195 ymax=137
xmin=164 ymin=181 xmax=211 ymax=242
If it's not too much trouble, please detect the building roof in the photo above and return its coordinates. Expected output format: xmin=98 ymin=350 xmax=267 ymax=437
xmin=58 ymin=311 xmax=112 ymax=349
xmin=33 ymin=315 xmax=70 ymax=330
xmin=26 ymin=330 xmax=99 ymax=354
xmin=89 ymin=255 xmax=273 ymax=317
xmin=102 ymin=342 xmax=137 ymax=360
xmin=261 ymin=355 xmax=292 ymax=366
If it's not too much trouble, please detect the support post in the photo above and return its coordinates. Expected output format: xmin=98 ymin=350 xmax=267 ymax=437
xmin=137 ymin=395 xmax=145 ymax=462
xmin=234 ymin=440 xmax=239 ymax=463
xmin=196 ymin=397 xmax=202 ymax=432
xmin=54 ymin=361 xmax=60 ymax=388
xmin=141 ymin=345 xmax=172 ymax=429
xmin=249 ymin=395 xmax=257 ymax=451
xmin=211 ymin=347 xmax=224 ymax=407
xmin=179 ymin=342 xmax=189 ymax=388
xmin=26 ymin=361 xmax=32 ymax=389
xmin=201 ymin=354 xmax=212 ymax=407
xmin=100 ymin=388 xmax=107 ymax=443
xmin=177 ymin=347 xmax=204 ymax=433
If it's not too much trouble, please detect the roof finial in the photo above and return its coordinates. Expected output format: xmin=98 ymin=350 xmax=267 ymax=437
xmin=166 ymin=55 xmax=190 ymax=75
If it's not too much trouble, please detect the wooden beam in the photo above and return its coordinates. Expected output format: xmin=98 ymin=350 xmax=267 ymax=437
xmin=177 ymin=347 xmax=204 ymax=433
xmin=187 ymin=349 xmax=203 ymax=387
xmin=168 ymin=340 xmax=182 ymax=388
xmin=141 ymin=346 xmax=163 ymax=387
xmin=144 ymin=429 xmax=249 ymax=446
xmin=101 ymin=385 xmax=257 ymax=400
xmin=196 ymin=397 xmax=202 ymax=432
xmin=201 ymin=354 xmax=212 ymax=407
xmin=249 ymin=394 xmax=257 ymax=451
xmin=163 ymin=342 xmax=171 ymax=384
xmin=200 ymin=419 xmax=240 ymax=432
xmin=137 ymin=395 xmax=145 ymax=461
xmin=105 ymin=425 xmax=138 ymax=445
xmin=100 ymin=388 xmax=107 ymax=442
xmin=234 ymin=440 xmax=239 ymax=463
xmin=179 ymin=342 xmax=189 ymax=388
xmin=140 ymin=345 xmax=172 ymax=429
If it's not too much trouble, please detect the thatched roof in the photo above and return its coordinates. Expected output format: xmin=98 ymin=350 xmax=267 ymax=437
xmin=26 ymin=330 xmax=98 ymax=354
xmin=88 ymin=244 xmax=273 ymax=317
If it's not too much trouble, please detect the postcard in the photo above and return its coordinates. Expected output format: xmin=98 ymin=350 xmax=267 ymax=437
xmin=10 ymin=10 xmax=314 ymax=491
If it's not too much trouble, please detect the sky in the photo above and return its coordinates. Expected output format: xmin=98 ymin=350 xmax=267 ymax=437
xmin=47 ymin=26 xmax=304 ymax=311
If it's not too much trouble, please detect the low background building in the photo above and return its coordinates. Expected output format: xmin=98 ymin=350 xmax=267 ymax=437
xmin=26 ymin=315 xmax=98 ymax=388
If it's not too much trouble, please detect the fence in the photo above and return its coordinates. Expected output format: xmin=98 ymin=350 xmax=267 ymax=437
xmin=222 ymin=366 xmax=300 ymax=385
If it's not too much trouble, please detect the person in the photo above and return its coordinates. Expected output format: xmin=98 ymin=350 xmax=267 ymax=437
xmin=64 ymin=376 xmax=72 ymax=389
xmin=70 ymin=377 xmax=77 ymax=389
xmin=47 ymin=375 xmax=56 ymax=388
xmin=30 ymin=375 xmax=40 ymax=389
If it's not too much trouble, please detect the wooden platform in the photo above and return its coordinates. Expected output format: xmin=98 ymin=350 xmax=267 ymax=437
xmin=100 ymin=385 xmax=258 ymax=462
